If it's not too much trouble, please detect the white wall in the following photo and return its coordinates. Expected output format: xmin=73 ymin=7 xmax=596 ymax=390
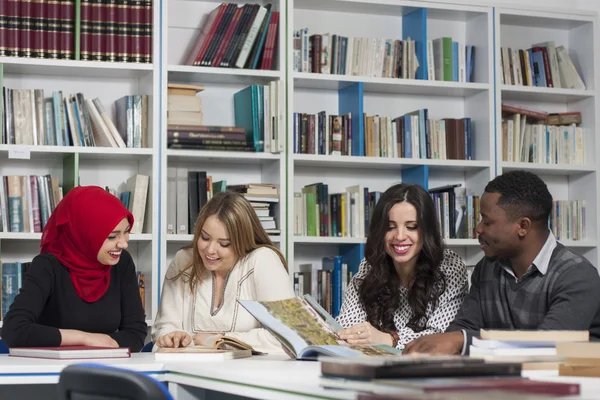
xmin=422 ymin=0 xmax=600 ymax=13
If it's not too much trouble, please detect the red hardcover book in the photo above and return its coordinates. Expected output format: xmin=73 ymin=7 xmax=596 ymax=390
xmin=259 ymin=11 xmax=279 ymax=70
xmin=200 ymin=3 xmax=236 ymax=66
xmin=105 ymin=0 xmax=117 ymax=61
xmin=211 ymin=6 xmax=243 ymax=67
xmin=129 ymin=0 xmax=143 ymax=63
xmin=79 ymin=0 xmax=91 ymax=60
xmin=31 ymin=0 xmax=45 ymax=58
xmin=116 ymin=0 xmax=129 ymax=62
xmin=7 ymin=0 xmax=19 ymax=57
xmin=186 ymin=3 xmax=226 ymax=66
xmin=141 ymin=0 xmax=151 ymax=63
xmin=58 ymin=0 xmax=74 ymax=59
xmin=45 ymin=0 xmax=59 ymax=58
xmin=0 ymin=0 xmax=9 ymax=56
xmin=91 ymin=0 xmax=104 ymax=61
xmin=9 ymin=346 xmax=131 ymax=360
xmin=20 ymin=0 xmax=32 ymax=57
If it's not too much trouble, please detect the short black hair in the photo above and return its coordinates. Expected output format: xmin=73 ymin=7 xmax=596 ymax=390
xmin=484 ymin=170 xmax=553 ymax=223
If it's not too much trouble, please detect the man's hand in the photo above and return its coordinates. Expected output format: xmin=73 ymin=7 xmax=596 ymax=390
xmin=157 ymin=331 xmax=192 ymax=348
xmin=403 ymin=331 xmax=464 ymax=355
xmin=338 ymin=322 xmax=393 ymax=346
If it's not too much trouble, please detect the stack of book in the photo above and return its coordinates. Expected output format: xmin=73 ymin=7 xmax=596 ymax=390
xmin=167 ymin=84 xmax=205 ymax=127
xmin=557 ymin=342 xmax=600 ymax=377
xmin=227 ymin=183 xmax=279 ymax=234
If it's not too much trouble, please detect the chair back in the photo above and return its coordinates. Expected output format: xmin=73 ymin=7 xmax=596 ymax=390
xmin=57 ymin=363 xmax=172 ymax=400
xmin=141 ymin=341 xmax=154 ymax=353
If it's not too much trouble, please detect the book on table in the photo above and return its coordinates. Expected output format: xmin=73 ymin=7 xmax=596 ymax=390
xmin=8 ymin=346 xmax=131 ymax=359
xmin=154 ymin=347 xmax=252 ymax=361
xmin=238 ymin=294 xmax=402 ymax=360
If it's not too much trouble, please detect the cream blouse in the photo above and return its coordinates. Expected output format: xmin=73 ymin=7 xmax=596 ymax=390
xmin=152 ymin=247 xmax=295 ymax=354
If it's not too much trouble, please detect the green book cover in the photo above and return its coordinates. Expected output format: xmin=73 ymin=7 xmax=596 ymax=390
xmin=62 ymin=153 xmax=80 ymax=194
xmin=75 ymin=0 xmax=81 ymax=60
xmin=442 ymin=37 xmax=453 ymax=81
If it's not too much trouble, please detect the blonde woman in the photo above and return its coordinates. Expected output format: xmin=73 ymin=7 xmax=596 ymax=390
xmin=152 ymin=191 xmax=294 ymax=353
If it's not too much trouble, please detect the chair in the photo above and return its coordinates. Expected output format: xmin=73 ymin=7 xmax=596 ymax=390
xmin=0 ymin=340 xmax=9 ymax=354
xmin=57 ymin=364 xmax=173 ymax=400
xmin=141 ymin=341 xmax=154 ymax=353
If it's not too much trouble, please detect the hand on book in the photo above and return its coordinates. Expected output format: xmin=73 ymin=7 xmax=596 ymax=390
xmin=193 ymin=332 xmax=223 ymax=347
xmin=338 ymin=322 xmax=393 ymax=346
xmin=157 ymin=331 xmax=192 ymax=348
xmin=82 ymin=333 xmax=119 ymax=348
xmin=403 ymin=331 xmax=464 ymax=355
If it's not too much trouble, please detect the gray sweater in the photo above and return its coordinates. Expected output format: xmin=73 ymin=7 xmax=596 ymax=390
xmin=446 ymin=243 xmax=600 ymax=353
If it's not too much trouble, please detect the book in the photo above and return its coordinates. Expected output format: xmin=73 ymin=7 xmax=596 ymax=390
xmin=203 ymin=335 xmax=264 ymax=355
xmin=154 ymin=347 xmax=252 ymax=361
xmin=479 ymin=329 xmax=589 ymax=342
xmin=320 ymin=356 xmax=521 ymax=380
xmin=9 ymin=346 xmax=131 ymax=360
xmin=238 ymin=295 xmax=402 ymax=360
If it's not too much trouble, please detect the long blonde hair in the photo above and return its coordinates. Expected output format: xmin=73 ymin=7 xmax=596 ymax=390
xmin=173 ymin=191 xmax=286 ymax=294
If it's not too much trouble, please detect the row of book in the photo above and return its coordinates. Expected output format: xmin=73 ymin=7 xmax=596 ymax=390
xmin=2 ymin=88 xmax=150 ymax=148
xmin=501 ymin=105 xmax=584 ymax=165
xmin=500 ymin=42 xmax=585 ymax=89
xmin=430 ymin=184 xmax=481 ymax=240
xmin=293 ymin=110 xmax=473 ymax=161
xmin=294 ymin=183 xmax=380 ymax=239
xmin=550 ymin=200 xmax=586 ymax=241
xmin=184 ymin=3 xmax=279 ymax=70
xmin=0 ymin=0 xmax=153 ymax=63
xmin=294 ymin=30 xmax=476 ymax=83
xmin=0 ymin=175 xmax=62 ymax=233
xmin=165 ymin=168 xmax=279 ymax=235
xmin=167 ymin=84 xmax=204 ymax=127
xmin=294 ymin=257 xmax=351 ymax=318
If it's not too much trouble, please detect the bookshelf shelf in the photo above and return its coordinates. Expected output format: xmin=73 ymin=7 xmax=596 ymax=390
xmin=0 ymin=145 xmax=154 ymax=161
xmin=293 ymin=154 xmax=491 ymax=171
xmin=166 ymin=149 xmax=281 ymax=163
xmin=500 ymin=85 xmax=593 ymax=102
xmin=167 ymin=66 xmax=282 ymax=85
xmin=0 ymin=233 xmax=153 ymax=241
xmin=294 ymin=236 xmax=366 ymax=244
xmin=1 ymin=58 xmax=154 ymax=79
xmin=560 ymin=240 xmax=598 ymax=248
xmin=500 ymin=162 xmax=596 ymax=176
xmin=293 ymin=72 xmax=490 ymax=96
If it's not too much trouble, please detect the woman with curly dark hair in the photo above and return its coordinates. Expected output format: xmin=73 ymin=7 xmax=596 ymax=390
xmin=336 ymin=183 xmax=468 ymax=350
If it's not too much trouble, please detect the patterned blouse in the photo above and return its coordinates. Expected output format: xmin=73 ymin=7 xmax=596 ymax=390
xmin=336 ymin=249 xmax=468 ymax=350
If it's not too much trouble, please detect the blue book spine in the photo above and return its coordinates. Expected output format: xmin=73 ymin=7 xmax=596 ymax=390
xmin=52 ymin=92 xmax=63 ymax=146
xmin=251 ymin=10 xmax=272 ymax=70
xmin=452 ymin=42 xmax=459 ymax=82
xmin=403 ymin=115 xmax=412 ymax=158
xmin=332 ymin=256 xmax=344 ymax=318
xmin=2 ymin=262 xmax=18 ymax=319
xmin=419 ymin=109 xmax=427 ymax=159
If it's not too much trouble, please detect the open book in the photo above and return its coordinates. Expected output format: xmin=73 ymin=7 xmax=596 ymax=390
xmin=203 ymin=335 xmax=264 ymax=355
xmin=238 ymin=295 xmax=402 ymax=360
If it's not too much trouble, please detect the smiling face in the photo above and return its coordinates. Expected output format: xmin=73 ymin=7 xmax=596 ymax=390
xmin=476 ymin=192 xmax=521 ymax=259
xmin=384 ymin=201 xmax=423 ymax=271
xmin=197 ymin=215 xmax=239 ymax=276
xmin=96 ymin=217 xmax=130 ymax=266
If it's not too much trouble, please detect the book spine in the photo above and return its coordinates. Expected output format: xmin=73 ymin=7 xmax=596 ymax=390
xmin=141 ymin=0 xmax=150 ymax=63
xmin=58 ymin=0 xmax=74 ymax=59
xmin=79 ymin=0 xmax=90 ymax=59
xmin=105 ymin=0 xmax=116 ymax=61
xmin=0 ymin=0 xmax=7 ymax=56
xmin=20 ymin=0 xmax=32 ymax=57
xmin=6 ymin=0 xmax=19 ymax=56
xmin=115 ymin=0 xmax=128 ymax=62
xmin=31 ymin=0 xmax=45 ymax=58
xmin=129 ymin=0 xmax=142 ymax=62
xmin=45 ymin=0 xmax=59 ymax=58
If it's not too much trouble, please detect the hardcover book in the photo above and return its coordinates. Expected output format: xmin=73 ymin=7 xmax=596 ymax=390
xmin=9 ymin=346 xmax=131 ymax=360
xmin=238 ymin=295 xmax=402 ymax=360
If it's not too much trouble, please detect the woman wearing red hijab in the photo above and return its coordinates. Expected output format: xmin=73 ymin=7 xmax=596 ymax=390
xmin=2 ymin=186 xmax=147 ymax=351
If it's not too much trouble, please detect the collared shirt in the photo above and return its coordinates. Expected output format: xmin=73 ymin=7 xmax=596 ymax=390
xmin=501 ymin=230 xmax=557 ymax=281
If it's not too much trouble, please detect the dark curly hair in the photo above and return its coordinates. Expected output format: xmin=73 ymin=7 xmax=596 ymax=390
xmin=359 ymin=183 xmax=446 ymax=333
xmin=484 ymin=170 xmax=552 ymax=226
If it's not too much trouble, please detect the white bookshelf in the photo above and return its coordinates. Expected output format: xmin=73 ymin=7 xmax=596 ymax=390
xmin=0 ymin=6 xmax=162 ymax=323
xmin=158 ymin=0 xmax=287 ymax=304
xmin=286 ymin=0 xmax=496 ymax=276
xmin=495 ymin=7 xmax=599 ymax=266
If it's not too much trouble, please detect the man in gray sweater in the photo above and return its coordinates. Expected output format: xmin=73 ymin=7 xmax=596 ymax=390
xmin=404 ymin=170 xmax=600 ymax=355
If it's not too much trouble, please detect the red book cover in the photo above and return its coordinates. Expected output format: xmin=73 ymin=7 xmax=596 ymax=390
xmin=20 ymin=0 xmax=32 ymax=57
xmin=90 ymin=0 xmax=104 ymax=61
xmin=211 ymin=6 xmax=243 ymax=67
xmin=105 ymin=0 xmax=117 ymax=62
xmin=31 ymin=0 xmax=45 ymax=58
xmin=79 ymin=0 xmax=91 ymax=60
xmin=128 ymin=0 xmax=143 ymax=63
xmin=7 ymin=0 xmax=19 ymax=57
xmin=142 ymin=0 xmax=151 ymax=63
xmin=58 ymin=0 xmax=74 ymax=60
xmin=116 ymin=0 xmax=129 ymax=62
xmin=259 ymin=11 xmax=279 ymax=70
xmin=0 ymin=0 xmax=9 ymax=56
xmin=45 ymin=0 xmax=60 ymax=58
xmin=9 ymin=346 xmax=131 ymax=360
xmin=200 ymin=3 xmax=236 ymax=66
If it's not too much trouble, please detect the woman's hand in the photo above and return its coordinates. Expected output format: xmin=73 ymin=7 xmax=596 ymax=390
xmin=157 ymin=331 xmax=192 ymax=348
xmin=193 ymin=332 xmax=223 ymax=347
xmin=82 ymin=333 xmax=119 ymax=348
xmin=337 ymin=322 xmax=393 ymax=346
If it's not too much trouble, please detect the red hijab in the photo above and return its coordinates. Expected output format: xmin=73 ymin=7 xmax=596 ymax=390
xmin=41 ymin=186 xmax=134 ymax=303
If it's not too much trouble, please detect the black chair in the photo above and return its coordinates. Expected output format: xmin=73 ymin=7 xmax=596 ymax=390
xmin=57 ymin=363 xmax=173 ymax=400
